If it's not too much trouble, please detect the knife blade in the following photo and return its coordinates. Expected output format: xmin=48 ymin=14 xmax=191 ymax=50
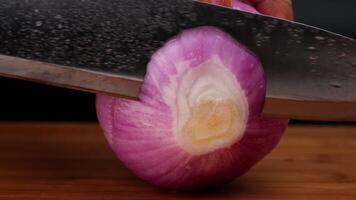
xmin=0 ymin=0 xmax=355 ymax=121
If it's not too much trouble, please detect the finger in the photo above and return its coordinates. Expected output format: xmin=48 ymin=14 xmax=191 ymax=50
xmin=243 ymin=0 xmax=294 ymax=20
xmin=198 ymin=0 xmax=233 ymax=7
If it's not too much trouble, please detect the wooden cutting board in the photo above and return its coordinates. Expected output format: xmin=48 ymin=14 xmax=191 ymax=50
xmin=0 ymin=122 xmax=355 ymax=200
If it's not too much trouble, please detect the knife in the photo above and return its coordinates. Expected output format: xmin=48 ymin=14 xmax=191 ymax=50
xmin=0 ymin=0 xmax=355 ymax=121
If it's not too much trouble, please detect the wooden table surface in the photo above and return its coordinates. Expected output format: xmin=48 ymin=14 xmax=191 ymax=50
xmin=0 ymin=122 xmax=355 ymax=200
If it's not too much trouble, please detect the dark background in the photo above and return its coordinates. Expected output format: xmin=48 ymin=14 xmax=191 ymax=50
xmin=0 ymin=0 xmax=355 ymax=121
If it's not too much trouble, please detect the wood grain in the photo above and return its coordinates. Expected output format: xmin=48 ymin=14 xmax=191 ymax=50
xmin=0 ymin=122 xmax=355 ymax=199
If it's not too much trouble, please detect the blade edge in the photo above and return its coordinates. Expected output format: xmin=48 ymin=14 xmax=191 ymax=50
xmin=0 ymin=55 xmax=142 ymax=99
xmin=263 ymin=97 xmax=356 ymax=121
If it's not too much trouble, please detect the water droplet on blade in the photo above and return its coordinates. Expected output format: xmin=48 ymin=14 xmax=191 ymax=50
xmin=338 ymin=52 xmax=347 ymax=59
xmin=54 ymin=14 xmax=62 ymax=19
xmin=314 ymin=36 xmax=325 ymax=41
xmin=329 ymin=81 xmax=342 ymax=88
xmin=35 ymin=21 xmax=42 ymax=26
xmin=264 ymin=36 xmax=271 ymax=40
xmin=308 ymin=46 xmax=316 ymax=51
xmin=309 ymin=55 xmax=319 ymax=60
xmin=236 ymin=20 xmax=245 ymax=26
xmin=328 ymin=39 xmax=336 ymax=43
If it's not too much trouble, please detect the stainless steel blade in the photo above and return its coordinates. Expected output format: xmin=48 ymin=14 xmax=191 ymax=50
xmin=0 ymin=0 xmax=355 ymax=120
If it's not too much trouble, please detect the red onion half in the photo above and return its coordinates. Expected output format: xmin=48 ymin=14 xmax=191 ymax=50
xmin=96 ymin=0 xmax=289 ymax=190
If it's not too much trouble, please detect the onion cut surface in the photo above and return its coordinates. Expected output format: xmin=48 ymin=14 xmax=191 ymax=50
xmin=96 ymin=0 xmax=289 ymax=190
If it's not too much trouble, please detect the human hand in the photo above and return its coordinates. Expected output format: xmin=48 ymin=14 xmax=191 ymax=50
xmin=199 ymin=0 xmax=294 ymax=20
xmin=241 ymin=0 xmax=293 ymax=20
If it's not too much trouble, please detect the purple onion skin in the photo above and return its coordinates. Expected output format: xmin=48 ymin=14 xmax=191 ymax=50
xmin=96 ymin=1 xmax=289 ymax=190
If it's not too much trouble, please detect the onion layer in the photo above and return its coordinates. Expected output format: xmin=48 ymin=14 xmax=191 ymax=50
xmin=96 ymin=0 xmax=289 ymax=190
